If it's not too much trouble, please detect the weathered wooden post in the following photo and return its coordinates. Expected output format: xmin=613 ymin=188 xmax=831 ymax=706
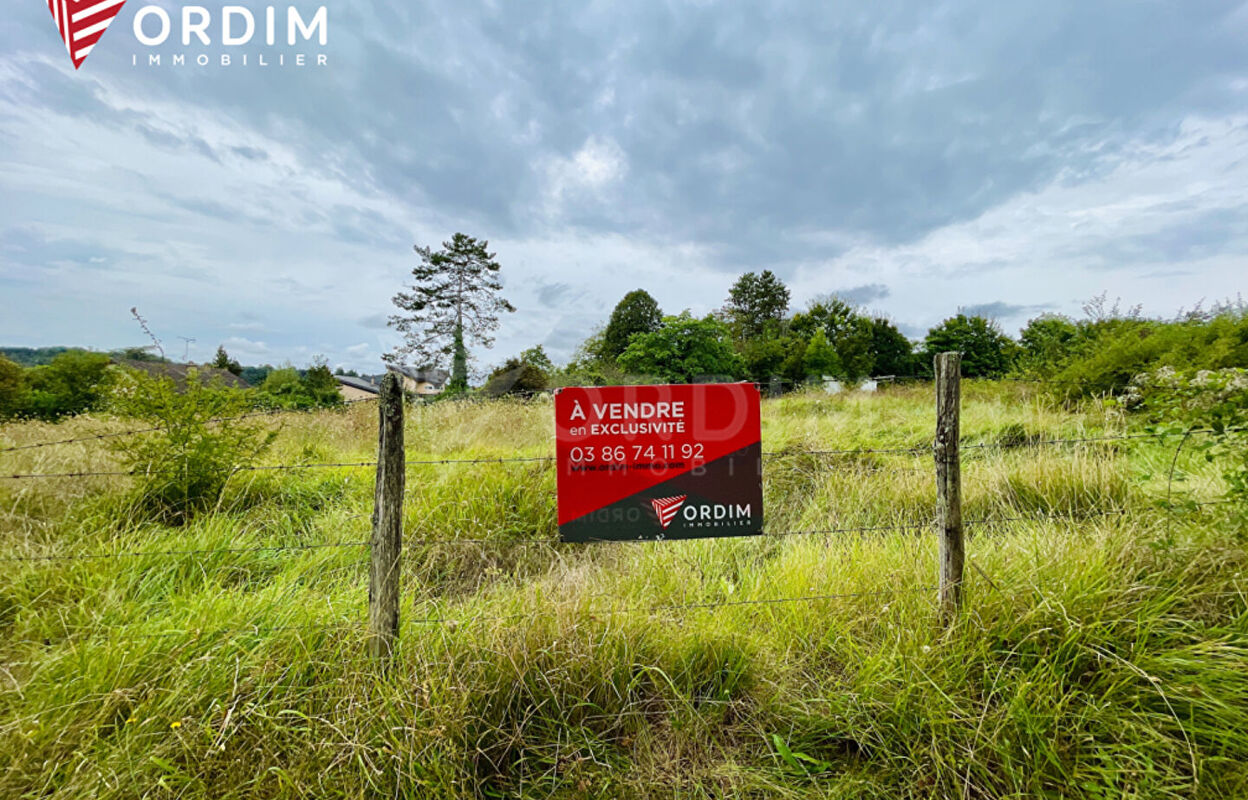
xmin=934 ymin=352 xmax=964 ymax=622
xmin=369 ymin=371 xmax=404 ymax=665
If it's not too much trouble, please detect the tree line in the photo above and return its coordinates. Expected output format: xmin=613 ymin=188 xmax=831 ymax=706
xmin=0 ymin=347 xmax=346 ymax=423
xmin=376 ymin=233 xmax=1248 ymax=397
xmin=379 ymin=235 xmax=1029 ymax=395
xmin=4 ymin=230 xmax=1246 ymax=418
xmin=551 ymin=275 xmax=1027 ymax=387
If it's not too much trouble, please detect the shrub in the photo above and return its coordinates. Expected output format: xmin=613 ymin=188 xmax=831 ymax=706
xmin=1044 ymin=314 xmax=1248 ymax=396
xmin=921 ymin=315 xmax=1017 ymax=377
xmin=1018 ymin=314 xmax=1079 ymax=372
xmin=483 ymin=358 xmax=548 ymax=397
xmin=23 ymin=350 xmax=112 ymax=420
xmin=868 ymin=316 xmax=916 ymax=377
xmin=739 ymin=334 xmax=797 ymax=384
xmin=618 ymin=313 xmax=745 ymax=383
xmin=256 ymin=364 xmax=343 ymax=410
xmin=790 ymin=298 xmax=874 ymax=381
xmin=1135 ymin=367 xmax=1248 ymax=531
xmin=802 ymin=329 xmax=840 ymax=379
xmin=0 ymin=356 xmax=27 ymax=420
xmin=107 ymin=366 xmax=276 ymax=523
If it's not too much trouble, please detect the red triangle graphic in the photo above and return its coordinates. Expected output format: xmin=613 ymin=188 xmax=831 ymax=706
xmin=46 ymin=0 xmax=127 ymax=70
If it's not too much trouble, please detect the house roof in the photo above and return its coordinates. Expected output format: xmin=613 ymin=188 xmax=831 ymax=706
xmin=117 ymin=360 xmax=250 ymax=389
xmin=389 ymin=365 xmax=449 ymax=384
xmin=335 ymin=374 xmax=379 ymax=393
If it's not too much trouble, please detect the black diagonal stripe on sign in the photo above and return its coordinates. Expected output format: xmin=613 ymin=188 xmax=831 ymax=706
xmin=559 ymin=442 xmax=763 ymax=542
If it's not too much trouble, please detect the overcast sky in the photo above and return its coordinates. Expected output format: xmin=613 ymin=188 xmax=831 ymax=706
xmin=2 ymin=1 xmax=1246 ymax=372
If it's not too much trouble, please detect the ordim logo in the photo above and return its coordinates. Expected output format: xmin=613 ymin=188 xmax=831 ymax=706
xmin=650 ymin=496 xmax=687 ymax=530
xmin=43 ymin=3 xmax=330 ymax=71
xmin=46 ymin=0 xmax=128 ymax=70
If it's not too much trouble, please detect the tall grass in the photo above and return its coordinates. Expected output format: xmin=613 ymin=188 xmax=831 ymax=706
xmin=0 ymin=386 xmax=1244 ymax=798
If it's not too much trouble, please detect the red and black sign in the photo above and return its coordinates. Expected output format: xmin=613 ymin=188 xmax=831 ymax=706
xmin=555 ymin=383 xmax=763 ymax=542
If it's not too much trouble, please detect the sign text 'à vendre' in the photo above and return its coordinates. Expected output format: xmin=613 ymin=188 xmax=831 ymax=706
xmin=554 ymin=384 xmax=763 ymax=542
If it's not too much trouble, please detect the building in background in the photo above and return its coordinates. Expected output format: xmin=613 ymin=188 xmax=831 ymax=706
xmin=119 ymin=359 xmax=249 ymax=390
xmin=388 ymin=366 xmax=448 ymax=397
xmin=334 ymin=374 xmax=380 ymax=402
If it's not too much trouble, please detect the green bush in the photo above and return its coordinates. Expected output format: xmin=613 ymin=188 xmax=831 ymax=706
xmin=482 ymin=357 xmax=548 ymax=397
xmin=256 ymin=363 xmax=344 ymax=410
xmin=1014 ymin=303 xmax=1248 ymax=396
xmin=618 ymin=312 xmax=745 ymax=383
xmin=107 ymin=366 xmax=276 ymax=523
xmin=790 ymin=298 xmax=874 ymax=381
xmin=922 ymin=314 xmax=1018 ymax=377
xmin=802 ymin=328 xmax=840 ymax=379
xmin=1135 ymin=367 xmax=1248 ymax=531
xmin=22 ymin=350 xmax=112 ymax=420
xmin=0 ymin=356 xmax=27 ymax=419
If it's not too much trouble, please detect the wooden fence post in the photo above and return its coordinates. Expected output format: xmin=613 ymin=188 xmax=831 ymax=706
xmin=369 ymin=372 xmax=404 ymax=665
xmin=934 ymin=352 xmax=964 ymax=622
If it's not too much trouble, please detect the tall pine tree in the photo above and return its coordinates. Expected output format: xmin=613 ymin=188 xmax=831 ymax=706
xmin=601 ymin=289 xmax=663 ymax=360
xmin=385 ymin=233 xmax=515 ymax=391
xmin=724 ymin=270 xmax=790 ymax=341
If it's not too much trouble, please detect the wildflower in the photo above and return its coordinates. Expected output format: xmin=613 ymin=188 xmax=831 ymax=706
xmin=170 ymin=721 xmax=182 ymax=729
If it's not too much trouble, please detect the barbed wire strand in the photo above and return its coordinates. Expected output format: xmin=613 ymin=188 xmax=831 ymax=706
xmin=8 ymin=425 xmax=1243 ymax=482
xmin=6 ymin=619 xmax=367 ymax=649
xmin=0 ymin=539 xmax=371 ymax=564
xmin=0 ymin=400 xmax=382 ymax=454
xmin=8 ymin=585 xmax=935 ymax=647
xmin=9 ymin=375 xmax=1242 ymax=455
xmin=3 ymin=497 xmax=1232 ymax=566
xmin=3 ymin=497 xmax=1237 ymax=648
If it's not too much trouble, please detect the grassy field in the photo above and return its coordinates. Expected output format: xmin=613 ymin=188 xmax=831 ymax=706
xmin=1 ymin=383 xmax=1245 ymax=798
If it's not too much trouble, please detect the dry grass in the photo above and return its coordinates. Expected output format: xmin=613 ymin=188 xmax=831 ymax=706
xmin=0 ymin=384 xmax=1245 ymax=798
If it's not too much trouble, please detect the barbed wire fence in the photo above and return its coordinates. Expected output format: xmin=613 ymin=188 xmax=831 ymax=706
xmin=0 ymin=362 xmax=1241 ymax=659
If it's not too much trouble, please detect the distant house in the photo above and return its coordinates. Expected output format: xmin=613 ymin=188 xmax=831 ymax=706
xmin=388 ymin=366 xmax=448 ymax=396
xmin=335 ymin=374 xmax=379 ymax=402
xmin=117 ymin=359 xmax=249 ymax=390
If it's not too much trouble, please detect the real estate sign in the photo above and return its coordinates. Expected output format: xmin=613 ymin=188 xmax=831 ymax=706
xmin=555 ymin=383 xmax=763 ymax=542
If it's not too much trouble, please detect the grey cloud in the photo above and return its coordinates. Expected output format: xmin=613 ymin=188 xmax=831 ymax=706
xmin=164 ymin=196 xmax=248 ymax=225
xmin=1143 ymin=269 xmax=1196 ymax=279
xmin=331 ymin=206 xmax=411 ymax=249
xmin=1104 ymin=208 xmax=1248 ymax=265
xmin=535 ymin=281 xmax=576 ymax=308
xmin=538 ymin=312 xmax=604 ymax=363
xmin=231 ymin=146 xmax=269 ymax=161
xmin=830 ymin=283 xmax=891 ymax=306
xmin=135 ymin=124 xmax=222 ymax=163
xmin=11 ymin=0 xmax=1242 ymax=271
xmin=0 ymin=227 xmax=151 ymax=270
xmin=3 ymin=0 xmax=1247 ymax=371
xmin=960 ymin=301 xmax=1053 ymax=320
xmin=897 ymin=321 xmax=929 ymax=339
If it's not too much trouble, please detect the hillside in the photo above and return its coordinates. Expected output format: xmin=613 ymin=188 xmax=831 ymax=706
xmin=0 ymin=347 xmax=81 ymax=367
xmin=1 ymin=384 xmax=1245 ymax=798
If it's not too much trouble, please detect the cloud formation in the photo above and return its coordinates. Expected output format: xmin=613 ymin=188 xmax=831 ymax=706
xmin=825 ymin=284 xmax=892 ymax=307
xmin=960 ymin=301 xmax=1053 ymax=321
xmin=1 ymin=1 xmax=1246 ymax=369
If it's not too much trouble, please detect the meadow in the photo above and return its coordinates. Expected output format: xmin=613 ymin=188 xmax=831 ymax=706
xmin=1 ymin=383 xmax=1245 ymax=799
